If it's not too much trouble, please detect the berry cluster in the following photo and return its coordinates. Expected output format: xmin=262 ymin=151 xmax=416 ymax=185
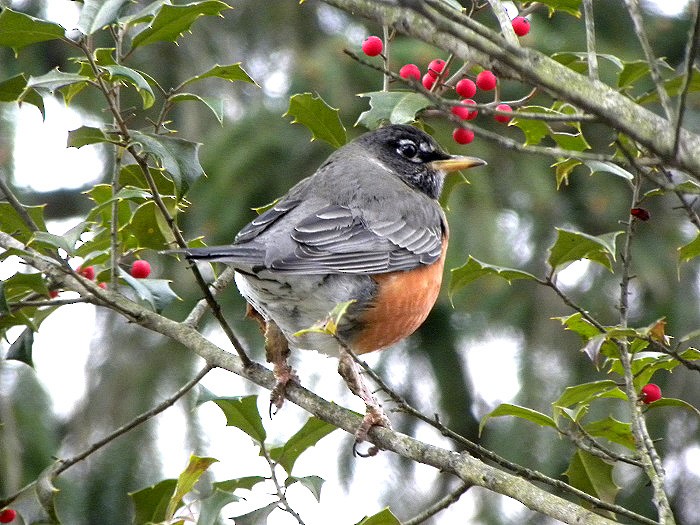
xmin=49 ymin=260 xmax=153 ymax=296
xmin=361 ymin=15 xmax=530 ymax=145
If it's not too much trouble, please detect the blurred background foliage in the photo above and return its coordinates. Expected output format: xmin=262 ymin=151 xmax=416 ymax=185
xmin=1 ymin=0 xmax=699 ymax=523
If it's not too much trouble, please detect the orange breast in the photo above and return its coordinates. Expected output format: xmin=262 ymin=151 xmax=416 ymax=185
xmin=351 ymin=238 xmax=448 ymax=354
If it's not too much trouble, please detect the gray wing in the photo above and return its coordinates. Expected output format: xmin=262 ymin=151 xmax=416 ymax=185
xmin=185 ymin=202 xmax=445 ymax=275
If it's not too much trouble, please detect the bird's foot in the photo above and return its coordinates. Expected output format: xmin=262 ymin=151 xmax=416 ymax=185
xmin=269 ymin=361 xmax=299 ymax=416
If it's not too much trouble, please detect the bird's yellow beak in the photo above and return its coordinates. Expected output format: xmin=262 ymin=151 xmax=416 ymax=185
xmin=429 ymin=156 xmax=487 ymax=173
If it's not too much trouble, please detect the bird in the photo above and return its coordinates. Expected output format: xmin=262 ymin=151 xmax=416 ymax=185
xmin=178 ymin=124 xmax=486 ymax=449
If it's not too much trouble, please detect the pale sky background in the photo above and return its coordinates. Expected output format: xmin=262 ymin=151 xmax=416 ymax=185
xmin=1 ymin=0 xmax=695 ymax=523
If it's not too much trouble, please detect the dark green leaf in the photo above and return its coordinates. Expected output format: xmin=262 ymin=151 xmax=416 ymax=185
xmin=129 ymin=478 xmax=177 ymax=524
xmin=583 ymin=160 xmax=633 ymax=181
xmin=0 ymin=9 xmax=65 ymax=54
xmin=584 ymin=417 xmax=635 ymax=450
xmin=2 ymin=272 xmax=50 ymax=299
xmin=26 ymin=68 xmax=91 ymax=94
xmin=268 ymin=417 xmax=338 ymax=474
xmin=555 ymin=380 xmax=627 ymax=407
xmin=355 ymin=508 xmax=401 ymax=525
xmin=130 ymin=1 xmax=231 ymax=48
xmin=285 ymin=92 xmax=347 ymax=148
xmin=645 ymin=397 xmax=700 ymax=417
xmin=287 ymin=475 xmax=325 ymax=502
xmin=230 ymin=502 xmax=278 ymax=525
xmin=212 ymin=395 xmax=267 ymax=442
xmin=548 ymin=228 xmax=621 ymax=271
xmin=166 ymin=455 xmax=219 ymax=520
xmin=538 ymin=0 xmax=581 ymax=17
xmin=0 ymin=74 xmax=44 ymax=116
xmin=170 ymin=93 xmax=224 ymax=124
xmin=119 ymin=268 xmax=179 ymax=312
xmin=564 ymin=450 xmax=620 ymax=505
xmin=214 ymin=476 xmax=266 ymax=492
xmin=197 ymin=489 xmax=240 ymax=525
xmin=67 ymin=126 xmax=115 ymax=148
xmin=6 ymin=327 xmax=34 ymax=367
xmin=0 ymin=203 xmax=46 ymax=243
xmin=184 ymin=63 xmax=258 ymax=86
xmin=553 ymin=312 xmax=600 ymax=340
xmin=125 ymin=200 xmax=177 ymax=251
xmin=130 ymin=131 xmax=205 ymax=195
xmin=102 ymin=65 xmax=155 ymax=109
xmin=77 ymin=0 xmax=132 ymax=35
xmin=356 ymin=91 xmax=432 ymax=130
xmin=617 ymin=60 xmax=651 ymax=90
xmin=449 ymin=256 xmax=536 ymax=301
xmin=679 ymin=233 xmax=700 ymax=264
xmin=479 ymin=403 xmax=557 ymax=435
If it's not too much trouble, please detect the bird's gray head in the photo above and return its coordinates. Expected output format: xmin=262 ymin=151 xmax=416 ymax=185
xmin=353 ymin=124 xmax=485 ymax=200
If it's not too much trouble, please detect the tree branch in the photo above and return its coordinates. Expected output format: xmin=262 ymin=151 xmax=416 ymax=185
xmin=0 ymin=231 xmax=629 ymax=525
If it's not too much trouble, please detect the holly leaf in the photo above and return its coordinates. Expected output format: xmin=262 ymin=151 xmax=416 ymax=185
xmin=211 ymin=395 xmax=266 ymax=443
xmin=537 ymin=0 xmax=582 ymax=17
xmin=170 ymin=93 xmax=224 ymax=124
xmin=102 ymin=65 xmax=155 ymax=109
xmin=645 ymin=397 xmax=700 ymax=417
xmin=356 ymin=91 xmax=432 ymax=130
xmin=67 ymin=126 xmax=116 ymax=148
xmin=229 ymin=502 xmax=278 ymax=525
xmin=6 ymin=327 xmax=34 ymax=367
xmin=129 ymin=479 xmax=177 ymax=524
xmin=0 ymin=73 xmax=45 ymax=117
xmin=0 ymin=202 xmax=47 ymax=243
xmin=183 ymin=63 xmax=258 ymax=87
xmin=565 ymin=450 xmax=619 ymax=507
xmin=679 ymin=233 xmax=700 ymax=265
xmin=584 ymin=417 xmax=635 ymax=450
xmin=130 ymin=131 xmax=205 ymax=195
xmin=0 ymin=9 xmax=65 ymax=54
xmin=355 ymin=508 xmax=401 ymax=525
xmin=583 ymin=160 xmax=633 ymax=181
xmin=548 ymin=228 xmax=621 ymax=271
xmin=214 ymin=476 xmax=266 ymax=492
xmin=130 ymin=1 xmax=231 ymax=48
xmin=286 ymin=475 xmax=325 ymax=502
xmin=166 ymin=455 xmax=218 ymax=520
xmin=77 ymin=0 xmax=132 ymax=35
xmin=197 ymin=489 xmax=240 ymax=525
xmin=479 ymin=403 xmax=557 ymax=435
xmin=268 ymin=417 xmax=338 ymax=474
xmin=285 ymin=92 xmax=346 ymax=148
xmin=449 ymin=256 xmax=536 ymax=301
xmin=26 ymin=69 xmax=91 ymax=94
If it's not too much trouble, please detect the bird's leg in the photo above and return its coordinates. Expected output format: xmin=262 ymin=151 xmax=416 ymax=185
xmin=245 ymin=304 xmax=297 ymax=414
xmin=337 ymin=349 xmax=391 ymax=452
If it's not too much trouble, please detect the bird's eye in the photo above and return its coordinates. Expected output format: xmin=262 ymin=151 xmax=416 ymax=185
xmin=397 ymin=141 xmax=419 ymax=159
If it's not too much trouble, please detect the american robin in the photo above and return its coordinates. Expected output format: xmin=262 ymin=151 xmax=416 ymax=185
xmin=180 ymin=124 xmax=485 ymax=446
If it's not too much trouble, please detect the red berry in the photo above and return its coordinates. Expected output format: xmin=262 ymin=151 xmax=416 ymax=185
xmin=476 ymin=70 xmax=497 ymax=91
xmin=640 ymin=383 xmax=662 ymax=404
xmin=98 ymin=282 xmax=107 ymax=289
xmin=452 ymin=127 xmax=475 ymax=145
xmin=512 ymin=16 xmax=531 ymax=37
xmin=130 ymin=260 xmax=151 ymax=279
xmin=361 ymin=36 xmax=383 ymax=57
xmin=49 ymin=290 xmax=59 ymax=298
xmin=78 ymin=266 xmax=95 ymax=280
xmin=630 ymin=207 xmax=650 ymax=221
xmin=421 ymin=73 xmax=436 ymax=90
xmin=0 ymin=509 xmax=17 ymax=523
xmin=399 ymin=63 xmax=421 ymax=81
xmin=494 ymin=103 xmax=513 ymax=123
xmin=427 ymin=59 xmax=448 ymax=79
xmin=455 ymin=78 xmax=477 ymax=98
xmin=451 ymin=99 xmax=478 ymax=120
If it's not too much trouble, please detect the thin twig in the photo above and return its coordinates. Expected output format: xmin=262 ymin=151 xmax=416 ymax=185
xmin=622 ymin=0 xmax=674 ymax=120
xmin=616 ymin=169 xmax=676 ymax=524
xmin=403 ymin=481 xmax=471 ymax=525
xmin=582 ymin=0 xmax=599 ymax=81
xmin=486 ymin=0 xmax=519 ymax=47
xmin=1 ymin=366 xmax=213 ymax=508
xmin=672 ymin=0 xmax=700 ymax=158
xmin=382 ymin=24 xmax=390 ymax=92
xmin=336 ymin=341 xmax=659 ymax=525
xmin=259 ymin=442 xmax=306 ymax=525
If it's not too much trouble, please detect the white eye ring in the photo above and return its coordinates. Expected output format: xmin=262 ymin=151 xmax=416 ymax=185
xmin=397 ymin=140 xmax=418 ymax=159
